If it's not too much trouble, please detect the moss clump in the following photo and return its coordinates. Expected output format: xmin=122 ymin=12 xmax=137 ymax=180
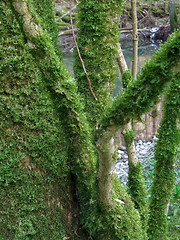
xmin=123 ymin=130 xmax=134 ymax=147
xmin=122 ymin=70 xmax=132 ymax=89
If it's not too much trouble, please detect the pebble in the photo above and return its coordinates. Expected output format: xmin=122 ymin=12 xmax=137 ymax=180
xmin=114 ymin=138 xmax=156 ymax=185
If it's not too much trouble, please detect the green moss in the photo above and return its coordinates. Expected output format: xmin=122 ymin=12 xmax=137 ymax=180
xmin=80 ymin=177 xmax=145 ymax=240
xmin=62 ymin=15 xmax=70 ymax=22
xmin=0 ymin=1 xmax=80 ymax=238
xmin=122 ymin=70 xmax=132 ymax=89
xmin=127 ymin=161 xmax=148 ymax=237
xmin=148 ymin=72 xmax=180 ymax=240
xmin=31 ymin=0 xmax=61 ymax=54
xmin=8 ymin=0 xmax=99 ymax=238
xmin=74 ymin=0 xmax=123 ymax=130
xmin=123 ymin=130 xmax=134 ymax=147
xmin=101 ymin=29 xmax=180 ymax=130
xmin=1 ymin=0 xmax=180 ymax=239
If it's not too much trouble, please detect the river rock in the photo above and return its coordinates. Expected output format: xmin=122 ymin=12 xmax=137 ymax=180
xmin=115 ymin=138 xmax=155 ymax=185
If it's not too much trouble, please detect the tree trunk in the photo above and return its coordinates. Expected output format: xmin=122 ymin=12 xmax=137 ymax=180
xmin=0 ymin=1 xmax=87 ymax=238
xmin=131 ymin=0 xmax=138 ymax=79
xmin=117 ymin=44 xmax=148 ymax=238
xmin=1 ymin=0 xmax=180 ymax=239
xmin=97 ymin=131 xmax=115 ymax=205
xmin=169 ymin=0 xmax=178 ymax=33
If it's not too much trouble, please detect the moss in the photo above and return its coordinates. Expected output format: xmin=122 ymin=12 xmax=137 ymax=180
xmin=2 ymin=0 xmax=180 ymax=239
xmin=0 ymin=1 xmax=82 ymax=238
xmin=123 ymin=130 xmax=134 ymax=147
xmin=74 ymin=0 xmax=123 ymax=130
xmin=80 ymin=177 xmax=145 ymax=240
xmin=127 ymin=161 xmax=148 ymax=237
xmin=148 ymin=72 xmax=180 ymax=240
xmin=101 ymin=29 xmax=180 ymax=130
xmin=62 ymin=15 xmax=70 ymax=22
xmin=9 ymin=0 xmax=99 ymax=237
xmin=122 ymin=70 xmax=132 ymax=89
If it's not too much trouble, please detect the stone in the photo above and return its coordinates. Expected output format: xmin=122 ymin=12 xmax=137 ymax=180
xmin=115 ymin=138 xmax=155 ymax=185
xmin=118 ymin=145 xmax=126 ymax=151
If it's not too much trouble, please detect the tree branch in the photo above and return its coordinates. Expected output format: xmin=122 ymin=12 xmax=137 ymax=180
xmin=69 ymin=0 xmax=97 ymax=101
xmin=59 ymin=5 xmax=76 ymax=20
xmin=101 ymin=30 xmax=180 ymax=130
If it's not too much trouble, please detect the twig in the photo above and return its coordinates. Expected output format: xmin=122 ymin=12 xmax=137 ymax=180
xmin=60 ymin=5 xmax=76 ymax=20
xmin=69 ymin=0 xmax=97 ymax=101
xmin=138 ymin=9 xmax=149 ymax=23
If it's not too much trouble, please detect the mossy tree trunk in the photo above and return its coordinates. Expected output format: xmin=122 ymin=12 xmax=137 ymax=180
xmin=1 ymin=0 xmax=180 ymax=239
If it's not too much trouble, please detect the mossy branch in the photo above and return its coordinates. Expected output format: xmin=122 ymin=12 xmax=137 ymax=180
xmin=148 ymin=72 xmax=180 ymax=240
xmin=69 ymin=0 xmax=97 ymax=101
xmin=101 ymin=29 xmax=180 ymax=129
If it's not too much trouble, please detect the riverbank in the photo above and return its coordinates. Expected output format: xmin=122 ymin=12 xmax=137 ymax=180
xmin=55 ymin=0 xmax=180 ymax=53
xmin=58 ymin=26 xmax=164 ymax=53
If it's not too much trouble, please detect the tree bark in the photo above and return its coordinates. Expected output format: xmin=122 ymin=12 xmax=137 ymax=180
xmin=116 ymin=44 xmax=138 ymax=166
xmin=131 ymin=0 xmax=138 ymax=79
xmin=97 ymin=132 xmax=115 ymax=205
xmin=169 ymin=0 xmax=177 ymax=33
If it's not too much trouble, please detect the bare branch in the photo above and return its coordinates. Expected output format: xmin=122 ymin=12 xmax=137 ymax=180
xmin=59 ymin=5 xmax=76 ymax=20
